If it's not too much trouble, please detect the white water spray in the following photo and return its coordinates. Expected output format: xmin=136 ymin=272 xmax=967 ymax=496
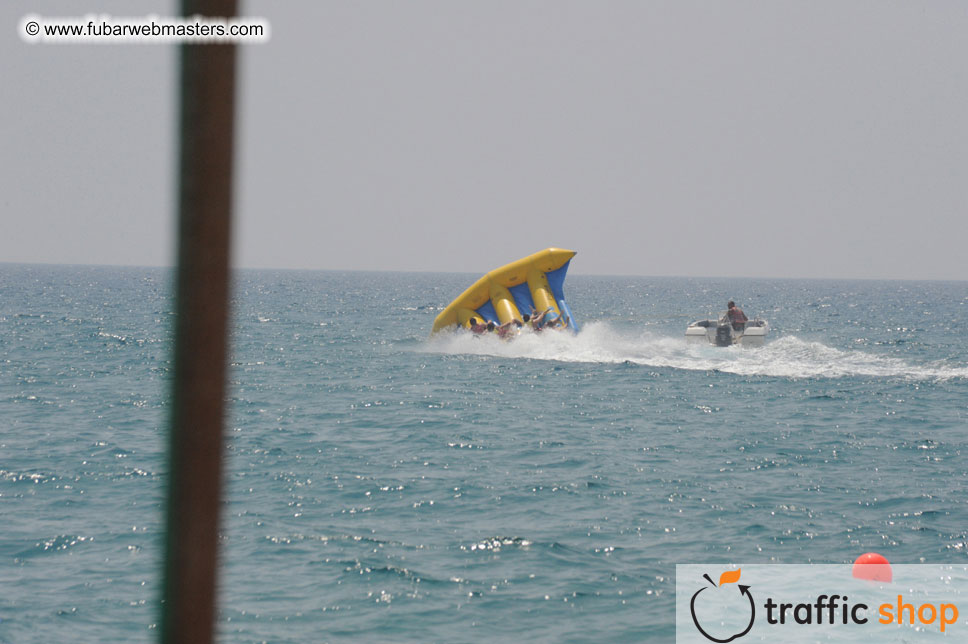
xmin=422 ymin=322 xmax=968 ymax=381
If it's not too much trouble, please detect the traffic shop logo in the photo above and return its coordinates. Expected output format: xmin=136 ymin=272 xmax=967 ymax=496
xmin=689 ymin=569 xmax=755 ymax=643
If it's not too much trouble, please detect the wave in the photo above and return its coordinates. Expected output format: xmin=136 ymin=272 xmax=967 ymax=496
xmin=420 ymin=321 xmax=968 ymax=381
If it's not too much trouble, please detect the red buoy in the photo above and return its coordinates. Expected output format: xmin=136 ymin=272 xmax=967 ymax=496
xmin=852 ymin=552 xmax=892 ymax=582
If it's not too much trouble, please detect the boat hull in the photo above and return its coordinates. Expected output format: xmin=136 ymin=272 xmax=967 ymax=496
xmin=685 ymin=319 xmax=768 ymax=347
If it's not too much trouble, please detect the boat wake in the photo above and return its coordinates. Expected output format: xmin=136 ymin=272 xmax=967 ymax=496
xmin=421 ymin=322 xmax=968 ymax=381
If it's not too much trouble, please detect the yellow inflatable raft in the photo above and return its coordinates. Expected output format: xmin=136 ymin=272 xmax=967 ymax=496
xmin=431 ymin=248 xmax=579 ymax=334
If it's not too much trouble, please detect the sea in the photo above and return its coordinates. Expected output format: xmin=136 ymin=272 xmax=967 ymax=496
xmin=1 ymin=264 xmax=966 ymax=643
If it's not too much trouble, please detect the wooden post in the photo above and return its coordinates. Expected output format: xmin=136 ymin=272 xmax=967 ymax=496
xmin=162 ymin=2 xmax=237 ymax=643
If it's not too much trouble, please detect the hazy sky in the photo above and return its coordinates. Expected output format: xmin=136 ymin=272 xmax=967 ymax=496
xmin=4 ymin=1 xmax=967 ymax=279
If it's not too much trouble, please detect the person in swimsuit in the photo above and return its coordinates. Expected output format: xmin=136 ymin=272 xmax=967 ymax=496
xmin=531 ymin=307 xmax=560 ymax=330
xmin=468 ymin=317 xmax=488 ymax=334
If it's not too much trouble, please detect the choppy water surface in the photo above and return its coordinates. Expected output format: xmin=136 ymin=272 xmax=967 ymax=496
xmin=1 ymin=265 xmax=966 ymax=642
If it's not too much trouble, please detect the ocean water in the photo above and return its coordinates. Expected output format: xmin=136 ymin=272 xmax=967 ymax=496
xmin=1 ymin=264 xmax=966 ymax=643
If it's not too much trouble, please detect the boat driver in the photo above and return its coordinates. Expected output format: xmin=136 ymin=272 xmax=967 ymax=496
xmin=727 ymin=301 xmax=748 ymax=331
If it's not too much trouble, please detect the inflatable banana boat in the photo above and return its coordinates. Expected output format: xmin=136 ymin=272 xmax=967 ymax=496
xmin=431 ymin=248 xmax=579 ymax=334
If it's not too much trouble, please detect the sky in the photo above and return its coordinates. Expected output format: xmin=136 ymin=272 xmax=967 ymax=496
xmin=3 ymin=1 xmax=967 ymax=280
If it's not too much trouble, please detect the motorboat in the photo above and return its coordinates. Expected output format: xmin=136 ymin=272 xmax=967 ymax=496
xmin=685 ymin=314 xmax=769 ymax=347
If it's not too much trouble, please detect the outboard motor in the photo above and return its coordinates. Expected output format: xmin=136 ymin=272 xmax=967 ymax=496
xmin=715 ymin=323 xmax=732 ymax=347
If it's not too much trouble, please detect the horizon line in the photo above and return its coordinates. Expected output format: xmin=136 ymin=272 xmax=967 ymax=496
xmin=1 ymin=260 xmax=965 ymax=284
